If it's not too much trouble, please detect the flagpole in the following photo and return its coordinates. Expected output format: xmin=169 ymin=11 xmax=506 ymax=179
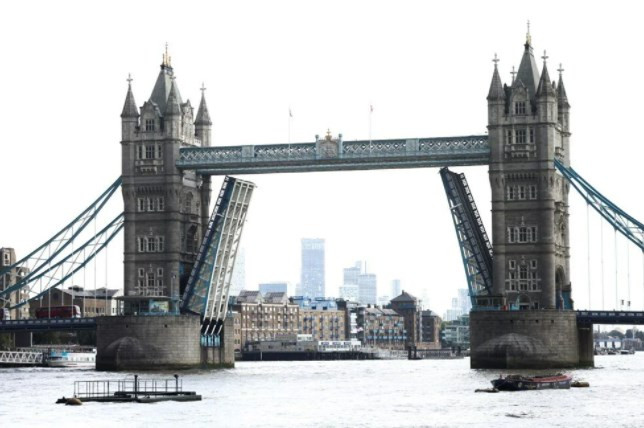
xmin=369 ymin=103 xmax=373 ymax=155
xmin=288 ymin=107 xmax=292 ymax=157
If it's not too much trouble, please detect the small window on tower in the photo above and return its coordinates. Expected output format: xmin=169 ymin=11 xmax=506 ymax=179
xmin=137 ymin=198 xmax=145 ymax=212
xmin=515 ymin=102 xmax=526 ymax=115
xmin=145 ymin=145 xmax=155 ymax=159
xmin=138 ymin=268 xmax=145 ymax=278
xmin=529 ymin=128 xmax=535 ymax=143
xmin=529 ymin=185 xmax=537 ymax=200
xmin=145 ymin=119 xmax=155 ymax=132
xmin=516 ymin=130 xmax=526 ymax=144
xmin=157 ymin=197 xmax=164 ymax=212
xmin=506 ymin=129 xmax=513 ymax=144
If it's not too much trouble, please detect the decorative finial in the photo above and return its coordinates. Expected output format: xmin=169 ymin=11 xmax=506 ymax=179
xmin=126 ymin=73 xmax=133 ymax=85
xmin=162 ymin=43 xmax=172 ymax=67
xmin=557 ymin=63 xmax=564 ymax=77
xmin=326 ymin=129 xmax=332 ymax=140
xmin=200 ymin=82 xmax=206 ymax=95
xmin=541 ymin=50 xmax=548 ymax=64
xmin=492 ymin=53 xmax=499 ymax=67
xmin=526 ymin=20 xmax=532 ymax=45
xmin=510 ymin=66 xmax=517 ymax=83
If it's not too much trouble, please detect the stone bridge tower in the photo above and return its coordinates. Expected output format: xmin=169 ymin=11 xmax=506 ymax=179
xmin=486 ymin=32 xmax=571 ymax=311
xmin=119 ymin=48 xmax=212 ymax=315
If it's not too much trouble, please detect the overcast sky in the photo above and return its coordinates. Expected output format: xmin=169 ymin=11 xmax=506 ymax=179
xmin=0 ymin=1 xmax=642 ymax=315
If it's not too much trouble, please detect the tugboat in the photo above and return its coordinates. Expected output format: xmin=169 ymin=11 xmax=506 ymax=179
xmin=491 ymin=373 xmax=572 ymax=391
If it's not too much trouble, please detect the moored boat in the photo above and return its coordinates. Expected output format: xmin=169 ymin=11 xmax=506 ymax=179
xmin=46 ymin=348 xmax=96 ymax=368
xmin=491 ymin=373 xmax=572 ymax=391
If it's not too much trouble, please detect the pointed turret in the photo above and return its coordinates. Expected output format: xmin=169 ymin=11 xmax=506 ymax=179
xmin=121 ymin=75 xmax=139 ymax=140
xmin=195 ymin=91 xmax=212 ymax=125
xmin=149 ymin=45 xmax=182 ymax=113
xmin=121 ymin=76 xmax=139 ymax=118
xmin=487 ymin=55 xmax=505 ymax=101
xmin=514 ymin=35 xmax=540 ymax=102
xmin=557 ymin=65 xmax=569 ymax=108
xmin=164 ymin=80 xmax=181 ymax=116
xmin=536 ymin=60 xmax=556 ymax=98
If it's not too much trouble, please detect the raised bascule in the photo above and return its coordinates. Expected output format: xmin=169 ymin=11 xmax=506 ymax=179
xmin=1 ymin=33 xmax=643 ymax=369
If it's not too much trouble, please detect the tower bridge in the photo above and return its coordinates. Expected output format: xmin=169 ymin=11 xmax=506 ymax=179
xmin=1 ymin=33 xmax=643 ymax=370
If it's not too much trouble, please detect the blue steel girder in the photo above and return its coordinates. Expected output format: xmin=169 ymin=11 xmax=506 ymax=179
xmin=176 ymin=135 xmax=490 ymax=175
xmin=555 ymin=160 xmax=643 ymax=251
xmin=439 ymin=168 xmax=493 ymax=306
xmin=181 ymin=176 xmax=255 ymax=337
xmin=0 ymin=177 xmax=122 ymax=285
xmin=3 ymin=213 xmax=124 ymax=309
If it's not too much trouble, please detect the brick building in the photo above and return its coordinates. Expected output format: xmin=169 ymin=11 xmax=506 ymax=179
xmin=232 ymin=290 xmax=299 ymax=351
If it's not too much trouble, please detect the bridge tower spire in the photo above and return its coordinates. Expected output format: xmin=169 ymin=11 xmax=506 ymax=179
xmin=487 ymin=35 xmax=572 ymax=311
xmin=120 ymin=49 xmax=211 ymax=315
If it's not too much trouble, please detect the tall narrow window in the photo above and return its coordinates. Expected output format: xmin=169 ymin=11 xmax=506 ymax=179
xmin=514 ymin=102 xmax=526 ymax=115
xmin=137 ymin=198 xmax=145 ymax=212
xmin=518 ymin=186 xmax=526 ymax=200
xmin=145 ymin=145 xmax=155 ymax=159
xmin=506 ymin=129 xmax=513 ymax=144
xmin=157 ymin=236 xmax=164 ymax=252
xmin=156 ymin=144 xmax=163 ymax=159
xmin=157 ymin=197 xmax=164 ymax=211
xmin=147 ymin=272 xmax=155 ymax=287
xmin=147 ymin=197 xmax=155 ymax=212
xmin=137 ymin=145 xmax=144 ymax=160
xmin=507 ymin=186 xmax=516 ymax=200
xmin=529 ymin=128 xmax=535 ymax=143
xmin=147 ymin=237 xmax=157 ymax=252
xmin=529 ymin=185 xmax=537 ymax=200
xmin=145 ymin=119 xmax=155 ymax=132
xmin=516 ymin=129 xmax=526 ymax=144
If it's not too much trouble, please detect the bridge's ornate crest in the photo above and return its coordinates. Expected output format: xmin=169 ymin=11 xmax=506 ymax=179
xmin=317 ymin=130 xmax=340 ymax=158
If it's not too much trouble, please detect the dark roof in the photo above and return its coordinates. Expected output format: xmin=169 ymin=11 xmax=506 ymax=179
xmin=121 ymin=84 xmax=139 ymax=118
xmin=195 ymin=93 xmax=212 ymax=125
xmin=391 ymin=291 xmax=417 ymax=303
xmin=149 ymin=64 xmax=182 ymax=115
xmin=514 ymin=42 xmax=540 ymax=102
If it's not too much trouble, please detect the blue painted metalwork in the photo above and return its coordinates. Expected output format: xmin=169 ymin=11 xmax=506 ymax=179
xmin=0 ymin=177 xmax=122 ymax=285
xmin=176 ymin=135 xmax=490 ymax=175
xmin=0 ymin=317 xmax=96 ymax=332
xmin=555 ymin=160 xmax=643 ymax=250
xmin=2 ymin=214 xmax=124 ymax=309
xmin=182 ymin=177 xmax=236 ymax=316
xmin=181 ymin=176 xmax=255 ymax=338
xmin=577 ymin=310 xmax=644 ymax=325
xmin=439 ymin=168 xmax=493 ymax=306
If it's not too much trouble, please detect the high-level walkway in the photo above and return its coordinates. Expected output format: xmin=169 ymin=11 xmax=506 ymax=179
xmin=177 ymin=135 xmax=489 ymax=175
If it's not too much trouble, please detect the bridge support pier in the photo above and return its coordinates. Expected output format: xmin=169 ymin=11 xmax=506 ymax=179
xmin=577 ymin=324 xmax=594 ymax=367
xmin=96 ymin=315 xmax=202 ymax=370
xmin=470 ymin=310 xmax=587 ymax=369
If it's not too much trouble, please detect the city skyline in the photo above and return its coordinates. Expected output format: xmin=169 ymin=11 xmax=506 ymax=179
xmin=0 ymin=2 xmax=642 ymax=317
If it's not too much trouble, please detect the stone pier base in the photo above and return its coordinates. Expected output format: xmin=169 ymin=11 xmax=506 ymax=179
xmin=96 ymin=315 xmax=201 ymax=371
xmin=470 ymin=310 xmax=592 ymax=369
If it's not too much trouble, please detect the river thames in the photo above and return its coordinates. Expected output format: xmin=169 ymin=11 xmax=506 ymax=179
xmin=1 ymin=354 xmax=643 ymax=427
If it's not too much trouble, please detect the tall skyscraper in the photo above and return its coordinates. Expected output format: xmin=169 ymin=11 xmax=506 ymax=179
xmin=358 ymin=273 xmax=377 ymax=305
xmin=391 ymin=279 xmax=401 ymax=298
xmin=343 ymin=261 xmax=376 ymax=305
xmin=300 ymin=238 xmax=325 ymax=298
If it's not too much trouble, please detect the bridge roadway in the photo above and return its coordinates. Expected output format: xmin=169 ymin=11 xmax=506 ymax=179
xmin=0 ymin=317 xmax=96 ymax=332
xmin=0 ymin=311 xmax=642 ymax=333
xmin=176 ymin=135 xmax=490 ymax=175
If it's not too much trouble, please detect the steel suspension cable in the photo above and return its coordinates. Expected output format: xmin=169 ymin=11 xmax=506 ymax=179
xmin=601 ymin=220 xmax=605 ymax=310
xmin=615 ymin=228 xmax=618 ymax=310
xmin=587 ymin=203 xmax=591 ymax=309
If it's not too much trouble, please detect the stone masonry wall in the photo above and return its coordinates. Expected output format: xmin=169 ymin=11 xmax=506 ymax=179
xmin=96 ymin=315 xmax=201 ymax=370
xmin=470 ymin=310 xmax=581 ymax=369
